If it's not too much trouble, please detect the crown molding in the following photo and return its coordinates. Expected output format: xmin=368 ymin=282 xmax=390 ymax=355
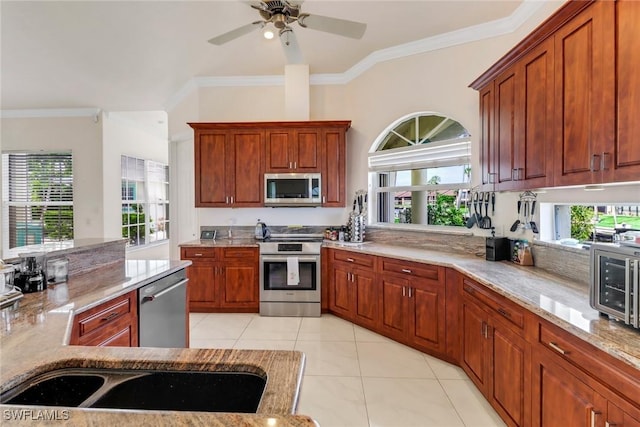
xmin=0 ymin=108 xmax=101 ymax=119
xmin=163 ymin=0 xmax=548 ymax=112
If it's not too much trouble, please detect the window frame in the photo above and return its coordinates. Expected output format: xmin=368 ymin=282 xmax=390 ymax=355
xmin=368 ymin=112 xmax=472 ymax=229
xmin=2 ymin=151 xmax=74 ymax=253
xmin=121 ymin=155 xmax=169 ymax=248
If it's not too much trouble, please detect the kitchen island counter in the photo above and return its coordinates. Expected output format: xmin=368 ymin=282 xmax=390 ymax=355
xmin=0 ymin=259 xmax=313 ymax=427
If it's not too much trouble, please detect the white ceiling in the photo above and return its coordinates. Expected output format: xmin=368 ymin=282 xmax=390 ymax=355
xmin=1 ymin=1 xmax=527 ymax=112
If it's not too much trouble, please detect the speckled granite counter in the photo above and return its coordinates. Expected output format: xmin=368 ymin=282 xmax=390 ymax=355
xmin=324 ymin=241 xmax=640 ymax=371
xmin=179 ymin=238 xmax=260 ymax=248
xmin=0 ymin=259 xmax=314 ymax=427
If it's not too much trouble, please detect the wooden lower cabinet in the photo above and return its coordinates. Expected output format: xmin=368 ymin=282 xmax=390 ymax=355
xmin=181 ymin=246 xmax=259 ymax=312
xmin=328 ymin=255 xmax=378 ymax=329
xmin=69 ymin=290 xmax=138 ymax=347
xmin=460 ymin=277 xmax=530 ymax=427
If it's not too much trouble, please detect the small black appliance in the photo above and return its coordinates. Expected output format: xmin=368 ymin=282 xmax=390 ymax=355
xmin=486 ymin=237 xmax=510 ymax=261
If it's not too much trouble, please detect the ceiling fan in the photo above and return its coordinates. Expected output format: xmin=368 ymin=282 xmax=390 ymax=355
xmin=208 ymin=1 xmax=367 ymax=64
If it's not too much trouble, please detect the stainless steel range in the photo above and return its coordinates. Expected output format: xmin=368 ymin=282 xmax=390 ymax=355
xmin=259 ymin=234 xmax=322 ymax=317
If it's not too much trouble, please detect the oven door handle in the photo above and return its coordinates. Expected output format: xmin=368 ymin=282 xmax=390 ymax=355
xmin=633 ymin=259 xmax=639 ymax=328
xmin=261 ymin=256 xmax=319 ymax=263
xmin=625 ymin=258 xmax=631 ymax=324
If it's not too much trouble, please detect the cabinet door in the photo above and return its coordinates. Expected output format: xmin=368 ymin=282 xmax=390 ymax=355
xmin=611 ymin=0 xmax=640 ymax=182
xmin=228 ymin=130 xmax=264 ymax=206
xmin=321 ymin=127 xmax=346 ymax=206
xmin=490 ymin=318 xmax=529 ymax=427
xmin=479 ymin=83 xmax=495 ymax=188
xmin=608 ymin=402 xmax=640 ymax=427
xmin=532 ymin=350 xmax=602 ymax=427
xmin=553 ymin=1 xmax=615 ymax=186
xmin=378 ymin=274 xmax=409 ymax=342
xmin=461 ymin=299 xmax=490 ymax=394
xmin=293 ymin=129 xmax=321 ymax=172
xmin=187 ymin=263 xmax=218 ymax=306
xmin=352 ymin=268 xmax=378 ymax=330
xmin=518 ymin=37 xmax=555 ymax=189
xmin=410 ymin=277 xmax=446 ymax=355
xmin=195 ymin=132 xmax=228 ymax=206
xmin=265 ymin=129 xmax=292 ymax=172
xmin=220 ymin=263 xmax=258 ymax=309
xmin=329 ymin=263 xmax=353 ymax=320
xmin=494 ymin=67 xmax=519 ymax=189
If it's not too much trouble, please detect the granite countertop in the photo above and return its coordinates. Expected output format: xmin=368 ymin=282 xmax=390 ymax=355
xmin=180 ymin=238 xmax=260 ymax=248
xmin=0 ymin=259 xmax=314 ymax=427
xmin=2 ymin=238 xmax=127 ymax=263
xmin=324 ymin=241 xmax=640 ymax=371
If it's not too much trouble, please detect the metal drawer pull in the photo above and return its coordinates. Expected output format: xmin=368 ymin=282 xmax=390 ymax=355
xmin=401 ymin=269 xmax=412 ymax=274
xmin=346 ymin=258 xmax=354 ymax=262
xmin=101 ymin=312 xmax=120 ymax=322
xmin=497 ymin=308 xmax=511 ymax=318
xmin=548 ymin=341 xmax=567 ymax=355
xmin=408 ymin=287 xmax=413 ymax=298
xmin=402 ymin=286 xmax=406 ymax=297
xmin=194 ymin=253 xmax=203 ymax=257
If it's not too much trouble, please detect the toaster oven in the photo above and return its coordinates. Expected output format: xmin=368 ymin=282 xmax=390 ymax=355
xmin=590 ymin=243 xmax=640 ymax=328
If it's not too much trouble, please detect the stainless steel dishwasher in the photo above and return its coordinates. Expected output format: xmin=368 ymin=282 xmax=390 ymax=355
xmin=138 ymin=269 xmax=188 ymax=348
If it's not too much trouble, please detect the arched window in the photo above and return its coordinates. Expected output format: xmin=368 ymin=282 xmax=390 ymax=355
xmin=368 ymin=112 xmax=472 ymax=227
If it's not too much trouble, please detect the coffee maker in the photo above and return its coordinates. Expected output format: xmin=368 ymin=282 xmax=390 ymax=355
xmin=15 ymin=252 xmax=47 ymax=293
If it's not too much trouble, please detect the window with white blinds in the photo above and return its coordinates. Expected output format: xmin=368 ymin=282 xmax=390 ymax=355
xmin=2 ymin=152 xmax=74 ymax=250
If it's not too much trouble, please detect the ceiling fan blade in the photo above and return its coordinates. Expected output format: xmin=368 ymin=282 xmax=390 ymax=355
xmin=280 ymin=28 xmax=304 ymax=64
xmin=297 ymin=13 xmax=366 ymax=39
xmin=208 ymin=21 xmax=263 ymax=45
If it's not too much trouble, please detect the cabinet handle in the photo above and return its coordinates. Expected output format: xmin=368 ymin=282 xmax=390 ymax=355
xmin=591 ymin=410 xmax=601 ymax=427
xmin=346 ymin=258 xmax=354 ymax=263
xmin=481 ymin=322 xmax=488 ymax=339
xmin=289 ymin=162 xmax=292 ymax=169
xmin=293 ymin=161 xmax=297 ymax=169
xmin=601 ymin=152 xmax=610 ymax=171
xmin=101 ymin=312 xmax=120 ymax=322
xmin=512 ymin=168 xmax=518 ymax=181
xmin=194 ymin=253 xmax=203 ymax=257
xmin=230 ymin=196 xmax=234 ymax=204
xmin=408 ymin=287 xmax=413 ymax=298
xmin=488 ymin=172 xmax=496 ymax=184
xmin=401 ymin=269 xmax=412 ymax=274
xmin=591 ymin=154 xmax=601 ymax=172
xmin=402 ymin=286 xmax=406 ymax=297
xmin=548 ymin=341 xmax=568 ymax=355
xmin=322 ymin=196 xmax=326 ymax=204
xmin=497 ymin=308 xmax=511 ymax=318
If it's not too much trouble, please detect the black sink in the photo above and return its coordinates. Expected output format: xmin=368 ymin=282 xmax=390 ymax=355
xmin=91 ymin=371 xmax=266 ymax=413
xmin=1 ymin=374 xmax=105 ymax=407
xmin=0 ymin=369 xmax=266 ymax=413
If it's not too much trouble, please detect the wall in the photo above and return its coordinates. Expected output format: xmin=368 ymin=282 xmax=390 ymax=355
xmin=0 ymin=116 xmax=104 ymax=258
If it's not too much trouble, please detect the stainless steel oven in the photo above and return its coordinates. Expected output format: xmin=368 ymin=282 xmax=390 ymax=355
xmin=259 ymin=235 xmax=322 ymax=317
xmin=590 ymin=243 xmax=640 ymax=329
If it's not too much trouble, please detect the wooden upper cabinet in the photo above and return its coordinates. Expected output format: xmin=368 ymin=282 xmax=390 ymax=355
xmin=553 ymin=0 xmax=615 ymax=186
xmin=195 ymin=131 xmax=228 ymax=206
xmin=190 ymin=121 xmax=349 ymax=208
xmin=494 ymin=67 xmax=518 ymax=189
xmin=479 ymin=83 xmax=495 ymax=188
xmin=265 ymin=128 xmax=321 ymax=172
xmin=611 ymin=0 xmax=640 ymax=182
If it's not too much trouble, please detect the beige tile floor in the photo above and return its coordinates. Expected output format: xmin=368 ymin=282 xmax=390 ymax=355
xmin=190 ymin=313 xmax=506 ymax=427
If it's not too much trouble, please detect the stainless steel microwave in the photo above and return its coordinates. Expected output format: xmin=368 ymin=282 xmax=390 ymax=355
xmin=590 ymin=243 xmax=640 ymax=329
xmin=264 ymin=173 xmax=321 ymax=207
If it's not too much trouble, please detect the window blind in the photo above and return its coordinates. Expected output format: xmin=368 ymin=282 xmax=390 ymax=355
xmin=3 ymin=152 xmax=74 ymax=249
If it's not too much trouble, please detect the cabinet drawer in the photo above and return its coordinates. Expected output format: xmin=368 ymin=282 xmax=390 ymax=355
xmin=222 ymin=247 xmax=258 ymax=260
xmin=462 ymin=278 xmax=524 ymax=329
xmin=380 ymin=258 xmax=442 ymax=282
xmin=76 ymin=292 xmax=134 ymax=337
xmin=538 ymin=320 xmax=640 ymax=401
xmin=332 ymin=249 xmax=374 ymax=268
xmin=181 ymin=247 xmax=217 ymax=259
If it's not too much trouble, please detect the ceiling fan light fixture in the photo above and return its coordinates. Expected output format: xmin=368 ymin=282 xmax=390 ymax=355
xmin=263 ymin=27 xmax=275 ymax=40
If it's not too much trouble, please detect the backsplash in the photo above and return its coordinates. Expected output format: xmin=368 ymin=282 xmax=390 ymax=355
xmin=365 ymin=227 xmax=486 ymax=256
xmin=531 ymin=241 xmax=590 ymax=287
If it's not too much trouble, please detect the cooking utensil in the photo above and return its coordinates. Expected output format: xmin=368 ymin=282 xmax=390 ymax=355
xmin=510 ymin=201 xmax=522 ymax=232
xmin=529 ymin=200 xmax=539 ymax=233
xmin=465 ymin=191 xmax=477 ymax=228
xmin=481 ymin=192 xmax=491 ymax=229
xmin=491 ymin=192 xmax=495 ymax=216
